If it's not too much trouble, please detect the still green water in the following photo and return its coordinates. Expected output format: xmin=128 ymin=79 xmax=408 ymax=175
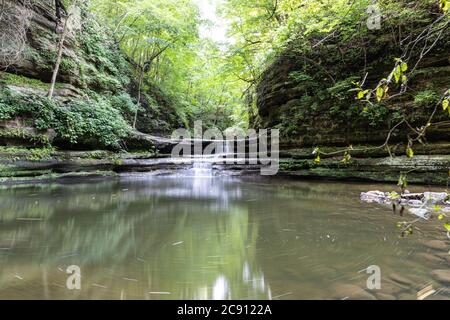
xmin=0 ymin=175 xmax=448 ymax=299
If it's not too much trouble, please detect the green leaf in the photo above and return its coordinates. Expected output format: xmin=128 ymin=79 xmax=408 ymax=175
xmin=389 ymin=192 xmax=400 ymax=199
xmin=341 ymin=151 xmax=351 ymax=164
xmin=394 ymin=65 xmax=401 ymax=83
xmin=397 ymin=173 xmax=408 ymax=189
xmin=406 ymin=147 xmax=414 ymax=158
xmin=357 ymin=91 xmax=364 ymax=99
xmin=314 ymin=155 xmax=321 ymax=164
xmin=440 ymin=0 xmax=449 ymax=12
xmin=401 ymin=62 xmax=408 ymax=72
xmin=443 ymin=99 xmax=449 ymax=111
xmin=376 ymin=87 xmax=384 ymax=102
xmin=444 ymin=221 xmax=450 ymax=231
xmin=438 ymin=214 xmax=444 ymax=220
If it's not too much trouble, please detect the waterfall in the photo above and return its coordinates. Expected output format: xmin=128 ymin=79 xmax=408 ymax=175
xmin=192 ymin=161 xmax=213 ymax=177
xmin=224 ymin=140 xmax=231 ymax=155
xmin=219 ymin=139 xmax=234 ymax=161
xmin=188 ymin=139 xmax=239 ymax=176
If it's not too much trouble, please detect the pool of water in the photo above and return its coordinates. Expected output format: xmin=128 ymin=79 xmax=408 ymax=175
xmin=0 ymin=174 xmax=448 ymax=300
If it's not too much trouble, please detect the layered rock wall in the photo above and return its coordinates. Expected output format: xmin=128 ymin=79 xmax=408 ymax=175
xmin=255 ymin=3 xmax=450 ymax=184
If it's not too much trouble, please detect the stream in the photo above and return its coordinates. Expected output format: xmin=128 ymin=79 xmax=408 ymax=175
xmin=0 ymin=171 xmax=448 ymax=299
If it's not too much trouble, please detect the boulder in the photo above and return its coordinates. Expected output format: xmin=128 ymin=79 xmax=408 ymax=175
xmin=423 ymin=192 xmax=449 ymax=205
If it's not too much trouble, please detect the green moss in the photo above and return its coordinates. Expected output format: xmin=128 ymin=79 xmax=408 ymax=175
xmin=0 ymin=128 xmax=50 ymax=146
xmin=26 ymin=147 xmax=54 ymax=161
xmin=92 ymin=74 xmax=122 ymax=92
xmin=111 ymin=155 xmax=123 ymax=166
xmin=86 ymin=150 xmax=110 ymax=159
xmin=0 ymin=169 xmax=54 ymax=179
xmin=0 ymin=164 xmax=15 ymax=172
xmin=78 ymin=13 xmax=131 ymax=91
xmin=0 ymin=146 xmax=54 ymax=161
xmin=0 ymin=72 xmax=50 ymax=90
xmin=279 ymin=160 xmax=312 ymax=171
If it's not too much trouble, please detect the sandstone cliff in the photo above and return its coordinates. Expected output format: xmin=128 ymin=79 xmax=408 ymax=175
xmin=0 ymin=0 xmax=182 ymax=150
xmin=255 ymin=3 xmax=450 ymax=184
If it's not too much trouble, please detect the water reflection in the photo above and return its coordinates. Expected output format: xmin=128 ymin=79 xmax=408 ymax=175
xmin=0 ymin=177 xmax=269 ymax=299
xmin=157 ymin=176 xmax=243 ymax=209
xmin=0 ymin=177 xmax=448 ymax=299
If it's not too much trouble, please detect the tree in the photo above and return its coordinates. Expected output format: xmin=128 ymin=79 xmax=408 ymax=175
xmin=48 ymin=10 xmax=71 ymax=99
xmin=48 ymin=1 xmax=84 ymax=100
xmin=89 ymin=0 xmax=246 ymax=130
xmin=55 ymin=0 xmax=67 ymax=32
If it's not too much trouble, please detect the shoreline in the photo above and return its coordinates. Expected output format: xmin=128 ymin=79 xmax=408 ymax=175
xmin=0 ymin=149 xmax=448 ymax=186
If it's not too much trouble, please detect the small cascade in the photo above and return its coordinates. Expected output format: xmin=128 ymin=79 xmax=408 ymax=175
xmin=223 ymin=140 xmax=231 ymax=155
xmin=192 ymin=161 xmax=213 ymax=177
xmin=219 ymin=140 xmax=236 ymax=160
xmin=174 ymin=136 xmax=261 ymax=176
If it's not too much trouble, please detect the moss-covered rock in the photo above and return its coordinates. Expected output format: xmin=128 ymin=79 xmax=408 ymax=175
xmin=279 ymin=155 xmax=450 ymax=185
xmin=255 ymin=1 xmax=450 ymax=184
xmin=255 ymin=1 xmax=450 ymax=147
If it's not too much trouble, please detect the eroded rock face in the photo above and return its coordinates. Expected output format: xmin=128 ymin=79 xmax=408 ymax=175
xmin=0 ymin=0 xmax=183 ymax=149
xmin=0 ymin=118 xmax=56 ymax=146
xmin=2 ymin=0 xmax=130 ymax=93
xmin=255 ymin=26 xmax=450 ymax=146
xmin=257 ymin=53 xmax=450 ymax=147
xmin=254 ymin=4 xmax=450 ymax=183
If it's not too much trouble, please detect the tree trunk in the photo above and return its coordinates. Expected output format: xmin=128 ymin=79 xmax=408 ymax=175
xmin=48 ymin=15 xmax=71 ymax=99
xmin=133 ymin=55 xmax=145 ymax=129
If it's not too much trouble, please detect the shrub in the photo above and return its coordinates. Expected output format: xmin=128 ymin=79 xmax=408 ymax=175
xmin=0 ymin=88 xmax=56 ymax=128
xmin=414 ymin=89 xmax=440 ymax=107
xmin=0 ymin=88 xmax=131 ymax=149
xmin=54 ymin=98 xmax=131 ymax=148
xmin=109 ymin=93 xmax=138 ymax=115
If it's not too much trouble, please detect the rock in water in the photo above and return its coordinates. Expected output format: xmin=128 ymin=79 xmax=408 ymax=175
xmin=408 ymin=208 xmax=430 ymax=219
xmin=361 ymin=191 xmax=450 ymax=220
xmin=360 ymin=191 xmax=386 ymax=204
xmin=423 ymin=192 xmax=449 ymax=205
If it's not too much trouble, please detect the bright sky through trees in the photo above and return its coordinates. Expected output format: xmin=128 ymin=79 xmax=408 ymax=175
xmin=195 ymin=0 xmax=233 ymax=44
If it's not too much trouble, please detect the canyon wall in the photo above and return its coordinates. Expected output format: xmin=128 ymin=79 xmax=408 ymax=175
xmin=255 ymin=4 xmax=450 ymax=184
xmin=0 ymin=0 xmax=182 ymax=150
